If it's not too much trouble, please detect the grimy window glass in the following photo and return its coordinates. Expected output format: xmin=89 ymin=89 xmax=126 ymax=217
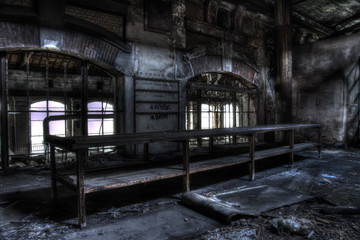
xmin=186 ymin=73 xmax=258 ymax=147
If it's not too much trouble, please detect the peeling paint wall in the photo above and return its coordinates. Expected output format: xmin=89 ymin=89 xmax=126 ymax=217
xmin=293 ymin=32 xmax=360 ymax=144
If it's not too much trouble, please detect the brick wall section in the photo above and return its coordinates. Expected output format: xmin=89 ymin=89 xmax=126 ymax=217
xmin=0 ymin=0 xmax=32 ymax=7
xmin=65 ymin=5 xmax=124 ymax=38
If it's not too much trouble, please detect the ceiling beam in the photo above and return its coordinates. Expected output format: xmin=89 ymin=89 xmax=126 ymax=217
xmin=292 ymin=11 xmax=336 ymax=36
xmin=327 ymin=21 xmax=360 ymax=38
xmin=332 ymin=12 xmax=360 ymax=29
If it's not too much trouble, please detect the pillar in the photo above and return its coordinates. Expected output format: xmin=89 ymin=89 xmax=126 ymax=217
xmin=275 ymin=0 xmax=292 ymax=124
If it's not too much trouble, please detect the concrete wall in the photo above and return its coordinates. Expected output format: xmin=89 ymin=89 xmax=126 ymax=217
xmin=293 ymin=32 xmax=360 ymax=144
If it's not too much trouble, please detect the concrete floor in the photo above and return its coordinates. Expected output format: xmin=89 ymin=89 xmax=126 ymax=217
xmin=0 ymin=146 xmax=360 ymax=239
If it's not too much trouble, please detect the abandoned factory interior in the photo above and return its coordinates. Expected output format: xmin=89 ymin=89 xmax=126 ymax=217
xmin=0 ymin=0 xmax=360 ymax=239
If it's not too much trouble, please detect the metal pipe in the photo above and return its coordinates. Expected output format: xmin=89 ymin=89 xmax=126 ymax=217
xmin=1 ymin=54 xmax=9 ymax=169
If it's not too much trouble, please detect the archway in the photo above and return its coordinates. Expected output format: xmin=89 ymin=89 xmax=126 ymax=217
xmin=186 ymin=72 xmax=259 ymax=146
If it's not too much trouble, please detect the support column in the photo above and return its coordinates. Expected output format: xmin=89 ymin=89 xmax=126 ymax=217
xmin=275 ymin=0 xmax=293 ymax=125
xmin=1 ymin=54 xmax=9 ymax=169
xmin=124 ymin=75 xmax=135 ymax=154
xmin=81 ymin=62 xmax=88 ymax=136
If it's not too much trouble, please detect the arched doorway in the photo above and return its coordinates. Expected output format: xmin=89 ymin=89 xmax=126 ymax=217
xmin=186 ymin=72 xmax=259 ymax=146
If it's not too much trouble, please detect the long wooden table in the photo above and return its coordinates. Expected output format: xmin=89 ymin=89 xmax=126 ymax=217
xmin=44 ymin=122 xmax=321 ymax=228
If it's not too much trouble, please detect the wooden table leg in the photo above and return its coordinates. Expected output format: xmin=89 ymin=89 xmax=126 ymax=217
xmin=144 ymin=143 xmax=149 ymax=161
xmin=249 ymin=134 xmax=255 ymax=181
xmin=289 ymin=129 xmax=294 ymax=167
xmin=50 ymin=145 xmax=58 ymax=206
xmin=76 ymin=149 xmax=86 ymax=228
xmin=182 ymin=140 xmax=190 ymax=192
xmin=209 ymin=137 xmax=213 ymax=153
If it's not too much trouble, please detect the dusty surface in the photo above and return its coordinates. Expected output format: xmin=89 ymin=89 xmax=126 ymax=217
xmin=0 ymin=146 xmax=360 ymax=239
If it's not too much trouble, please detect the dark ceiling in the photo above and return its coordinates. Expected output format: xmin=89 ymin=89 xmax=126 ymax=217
xmin=243 ymin=0 xmax=360 ymax=40
xmin=291 ymin=0 xmax=360 ymax=38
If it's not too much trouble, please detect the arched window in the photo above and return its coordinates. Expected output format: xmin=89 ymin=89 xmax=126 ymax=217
xmin=2 ymin=50 xmax=123 ymax=168
xmin=186 ymin=73 xmax=258 ymax=145
xmin=30 ymin=101 xmax=65 ymax=153
xmin=88 ymin=102 xmax=114 ymax=136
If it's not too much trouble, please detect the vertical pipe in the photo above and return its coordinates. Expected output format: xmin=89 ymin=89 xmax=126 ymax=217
xmin=178 ymin=81 xmax=180 ymax=131
xmin=81 ymin=62 xmax=88 ymax=136
xmin=46 ymin=56 xmax=49 ymax=118
xmin=26 ymin=54 xmax=30 ymax=157
xmin=114 ymin=76 xmax=119 ymax=135
xmin=1 ymin=53 xmax=9 ymax=169
xmin=45 ymin=56 xmax=50 ymax=159
xmin=100 ymin=77 xmax=104 ymax=153
xmin=64 ymin=62 xmax=67 ymax=137
xmin=232 ymin=92 xmax=236 ymax=144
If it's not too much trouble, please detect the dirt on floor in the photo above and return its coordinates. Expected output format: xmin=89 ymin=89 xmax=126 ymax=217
xmin=0 ymin=146 xmax=360 ymax=240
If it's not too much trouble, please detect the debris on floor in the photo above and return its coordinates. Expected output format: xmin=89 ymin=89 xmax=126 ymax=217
xmin=0 ymin=147 xmax=360 ymax=239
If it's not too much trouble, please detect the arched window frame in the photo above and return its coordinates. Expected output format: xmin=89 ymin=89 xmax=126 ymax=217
xmin=185 ymin=73 xmax=258 ymax=146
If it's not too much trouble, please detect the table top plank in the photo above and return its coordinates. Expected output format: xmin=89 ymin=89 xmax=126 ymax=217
xmin=45 ymin=123 xmax=321 ymax=150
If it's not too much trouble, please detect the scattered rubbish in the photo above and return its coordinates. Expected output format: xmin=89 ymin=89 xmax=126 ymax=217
xmin=272 ymin=217 xmax=313 ymax=236
xmin=205 ymin=228 xmax=257 ymax=240
xmin=321 ymin=174 xmax=337 ymax=179
xmin=307 ymin=230 xmax=315 ymax=238
xmin=182 ymin=191 xmax=254 ymax=223
xmin=315 ymin=217 xmax=330 ymax=224
xmin=322 ymin=178 xmax=332 ymax=184
xmin=29 ymin=160 xmax=39 ymax=167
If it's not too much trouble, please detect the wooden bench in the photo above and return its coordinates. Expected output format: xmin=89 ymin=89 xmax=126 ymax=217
xmin=44 ymin=117 xmax=321 ymax=228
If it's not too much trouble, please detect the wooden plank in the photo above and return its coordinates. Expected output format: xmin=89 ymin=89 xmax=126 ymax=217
xmin=253 ymin=146 xmax=292 ymax=160
xmin=62 ymin=167 xmax=186 ymax=194
xmin=45 ymin=123 xmax=321 ymax=151
xmin=293 ymin=142 xmax=320 ymax=151
xmin=57 ymin=142 xmax=320 ymax=195
xmin=189 ymin=155 xmax=251 ymax=174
